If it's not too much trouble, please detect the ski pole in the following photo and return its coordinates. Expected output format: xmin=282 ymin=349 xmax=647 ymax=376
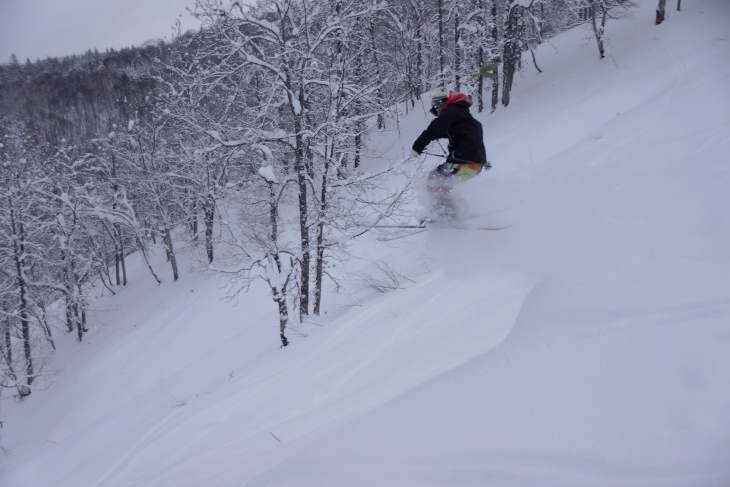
xmin=419 ymin=150 xmax=492 ymax=168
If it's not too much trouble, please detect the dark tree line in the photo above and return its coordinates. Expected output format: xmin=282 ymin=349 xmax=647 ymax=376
xmin=0 ymin=45 xmax=173 ymax=144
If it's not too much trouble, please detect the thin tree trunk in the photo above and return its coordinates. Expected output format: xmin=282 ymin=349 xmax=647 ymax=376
xmin=64 ymin=292 xmax=75 ymax=333
xmin=20 ymin=278 xmax=33 ymax=393
xmin=272 ymin=256 xmax=290 ymax=347
xmin=590 ymin=2 xmax=607 ymax=58
xmin=454 ymin=12 xmax=461 ymax=90
xmin=36 ymin=300 xmax=56 ymax=350
xmin=204 ymin=199 xmax=215 ymax=263
xmin=276 ymin=290 xmax=289 ymax=347
xmin=530 ymin=47 xmax=542 ymax=73
xmin=99 ymin=268 xmax=116 ymax=295
xmin=313 ymin=141 xmax=332 ymax=317
xmin=73 ymin=302 xmax=83 ymax=341
xmin=656 ymin=0 xmax=667 ymax=24
xmin=163 ymin=227 xmax=179 ymax=281
xmin=267 ymin=183 xmax=289 ymax=347
xmin=354 ymin=130 xmax=362 ymax=169
xmin=111 ymin=156 xmax=126 ymax=286
xmin=61 ymin=248 xmax=75 ymax=333
xmin=502 ymin=4 xmax=522 ymax=107
xmin=10 ymin=215 xmax=34 ymax=395
xmin=491 ymin=1 xmax=500 ymax=112
xmin=294 ymin=123 xmax=310 ymax=319
xmin=437 ymin=0 xmax=446 ymax=89
xmin=120 ymin=231 xmax=127 ymax=285
xmin=273 ymin=257 xmax=291 ymax=347
xmin=190 ymin=196 xmax=199 ymax=243
xmin=113 ymin=221 xmax=121 ymax=285
xmin=115 ymin=248 xmax=121 ymax=285
xmin=368 ymin=20 xmax=385 ymax=129
xmin=416 ymin=23 xmax=423 ymax=98
xmin=114 ymin=223 xmax=127 ymax=285
xmin=1 ymin=316 xmax=18 ymax=388
xmin=136 ymin=236 xmax=162 ymax=284
xmin=74 ymin=278 xmax=87 ymax=342
xmin=477 ymin=46 xmax=484 ymax=112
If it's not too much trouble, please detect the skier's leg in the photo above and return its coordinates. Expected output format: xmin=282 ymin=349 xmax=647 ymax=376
xmin=426 ymin=164 xmax=482 ymax=222
xmin=426 ymin=163 xmax=458 ymax=221
xmin=452 ymin=163 xmax=482 ymax=182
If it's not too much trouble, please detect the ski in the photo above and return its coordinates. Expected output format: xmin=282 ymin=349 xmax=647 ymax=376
xmin=372 ymin=223 xmax=511 ymax=231
xmin=376 ymin=228 xmax=427 ymax=242
xmin=428 ymin=224 xmax=512 ymax=231
xmin=372 ymin=224 xmax=429 ymax=229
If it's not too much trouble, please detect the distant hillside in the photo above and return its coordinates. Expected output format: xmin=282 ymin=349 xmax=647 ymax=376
xmin=0 ymin=38 xmax=189 ymax=144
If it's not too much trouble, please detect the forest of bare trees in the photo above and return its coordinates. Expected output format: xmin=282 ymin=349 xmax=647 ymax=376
xmin=1 ymin=0 xmax=630 ymax=399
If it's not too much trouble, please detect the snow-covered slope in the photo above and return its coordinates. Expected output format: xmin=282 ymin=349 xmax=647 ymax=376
xmin=1 ymin=1 xmax=729 ymax=486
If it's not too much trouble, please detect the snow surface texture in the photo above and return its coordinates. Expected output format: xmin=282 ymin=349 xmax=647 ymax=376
xmin=2 ymin=1 xmax=729 ymax=486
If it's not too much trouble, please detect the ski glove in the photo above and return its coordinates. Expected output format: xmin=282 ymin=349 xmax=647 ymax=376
xmin=411 ymin=149 xmax=421 ymax=157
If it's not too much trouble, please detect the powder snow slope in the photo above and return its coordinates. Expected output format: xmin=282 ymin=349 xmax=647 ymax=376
xmin=1 ymin=0 xmax=728 ymax=486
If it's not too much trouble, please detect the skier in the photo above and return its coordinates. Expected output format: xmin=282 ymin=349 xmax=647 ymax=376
xmin=411 ymin=90 xmax=488 ymax=221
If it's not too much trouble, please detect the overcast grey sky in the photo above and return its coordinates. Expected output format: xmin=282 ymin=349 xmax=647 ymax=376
xmin=0 ymin=0 xmax=201 ymax=64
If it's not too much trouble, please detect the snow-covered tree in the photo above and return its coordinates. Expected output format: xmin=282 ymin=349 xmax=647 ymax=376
xmin=0 ymin=124 xmax=53 ymax=396
xmin=157 ymin=29 xmax=260 ymax=265
xmin=181 ymin=0 xmax=411 ymax=338
xmin=80 ymin=132 xmax=163 ymax=288
xmin=217 ymin=164 xmax=299 ymax=347
xmin=566 ymin=0 xmax=636 ymax=59
xmin=193 ymin=0 xmax=385 ymax=317
xmin=111 ymin=109 xmax=183 ymax=281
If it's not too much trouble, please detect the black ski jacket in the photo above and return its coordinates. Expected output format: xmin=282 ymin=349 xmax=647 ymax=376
xmin=412 ymin=101 xmax=487 ymax=165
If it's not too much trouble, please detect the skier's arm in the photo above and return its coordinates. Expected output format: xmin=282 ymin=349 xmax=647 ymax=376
xmin=412 ymin=113 xmax=453 ymax=154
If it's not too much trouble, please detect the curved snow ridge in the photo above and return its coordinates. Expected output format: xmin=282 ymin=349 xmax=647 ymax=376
xmin=311 ymin=268 xmax=538 ymax=402
xmin=259 ymin=269 xmax=534 ymax=428
xmin=71 ymin=269 xmax=535 ymax=487
xmin=217 ymin=268 xmax=537 ymax=484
